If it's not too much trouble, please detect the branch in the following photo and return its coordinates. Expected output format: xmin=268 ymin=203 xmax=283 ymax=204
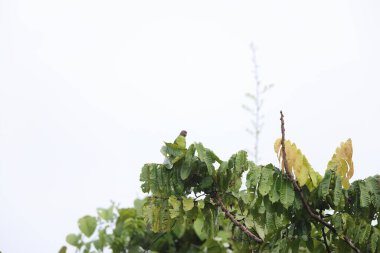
xmin=320 ymin=211 xmax=331 ymax=253
xmin=212 ymin=191 xmax=263 ymax=243
xmin=321 ymin=227 xmax=331 ymax=253
xmin=279 ymin=111 xmax=333 ymax=228
xmin=194 ymin=193 xmax=206 ymax=201
xmin=279 ymin=111 xmax=360 ymax=253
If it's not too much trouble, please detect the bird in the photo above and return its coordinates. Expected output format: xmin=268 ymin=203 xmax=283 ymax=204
xmin=174 ymin=130 xmax=187 ymax=149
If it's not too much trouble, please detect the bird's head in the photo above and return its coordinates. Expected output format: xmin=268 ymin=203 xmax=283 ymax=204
xmin=180 ymin=130 xmax=187 ymax=137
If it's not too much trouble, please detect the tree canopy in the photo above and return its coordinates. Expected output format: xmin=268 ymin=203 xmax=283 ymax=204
xmin=61 ymin=113 xmax=380 ymax=253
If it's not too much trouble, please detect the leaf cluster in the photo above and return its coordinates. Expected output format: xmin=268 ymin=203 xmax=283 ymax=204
xmin=63 ymin=138 xmax=380 ymax=252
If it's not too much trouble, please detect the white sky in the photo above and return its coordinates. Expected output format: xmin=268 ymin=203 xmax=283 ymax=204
xmin=0 ymin=0 xmax=379 ymax=252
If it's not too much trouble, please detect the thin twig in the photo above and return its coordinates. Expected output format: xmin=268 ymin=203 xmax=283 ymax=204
xmin=279 ymin=111 xmax=360 ymax=253
xmin=194 ymin=193 xmax=206 ymax=201
xmin=279 ymin=111 xmax=334 ymax=229
xmin=212 ymin=191 xmax=263 ymax=243
xmin=343 ymin=235 xmax=361 ymax=252
xmin=322 ymin=227 xmax=331 ymax=253
xmin=320 ymin=210 xmax=331 ymax=253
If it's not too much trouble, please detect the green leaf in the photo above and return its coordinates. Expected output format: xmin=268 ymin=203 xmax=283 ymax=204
xmin=184 ymin=205 xmax=198 ymax=226
xmin=280 ymin=178 xmax=295 ymax=209
xmin=235 ymin=150 xmax=248 ymax=174
xmin=163 ymin=157 xmax=173 ymax=169
xmin=216 ymin=162 xmax=229 ymax=192
xmin=66 ymin=233 xmax=81 ymax=247
xmin=265 ymin=210 xmax=276 ymax=232
xmin=367 ymin=175 xmax=380 ymax=209
xmin=195 ymin=143 xmax=216 ymax=175
xmin=173 ymin=219 xmax=186 ymax=238
xmin=140 ymin=164 xmax=151 ymax=193
xmin=133 ymin=198 xmax=145 ymax=215
xmin=78 ymin=216 xmax=97 ymax=238
xmin=208 ymin=149 xmax=223 ymax=164
xmin=258 ymin=166 xmax=274 ymax=196
xmin=246 ymin=162 xmax=261 ymax=189
xmin=275 ymin=213 xmax=286 ymax=229
xmin=118 ymin=208 xmax=137 ymax=222
xmin=128 ymin=245 xmax=143 ymax=253
xmin=318 ymin=170 xmax=332 ymax=200
xmin=180 ymin=144 xmax=195 ymax=180
xmin=182 ymin=198 xmax=194 ymax=211
xmin=308 ymin=168 xmax=323 ymax=191
xmin=269 ymin=173 xmax=281 ymax=203
xmin=332 ymin=214 xmax=343 ymax=235
xmin=359 ymin=181 xmax=371 ymax=208
xmin=200 ymin=176 xmax=213 ymax=189
xmin=293 ymin=194 xmax=303 ymax=210
xmin=254 ymin=221 xmax=266 ymax=240
xmin=203 ymin=239 xmax=224 ymax=253
xmin=97 ymin=206 xmax=114 ymax=221
xmin=358 ymin=221 xmax=371 ymax=245
xmin=160 ymin=142 xmax=186 ymax=168
xmin=333 ymin=174 xmax=343 ymax=208
xmin=370 ymin=230 xmax=379 ymax=253
xmin=171 ymin=153 xmax=186 ymax=165
xmin=168 ymin=196 xmax=181 ymax=218
xmin=58 ymin=246 xmax=67 ymax=253
xmin=230 ymin=176 xmax=242 ymax=193
xmin=289 ymin=239 xmax=300 ymax=253
xmin=93 ymin=229 xmax=106 ymax=250
xmin=245 ymin=215 xmax=255 ymax=228
xmin=202 ymin=205 xmax=218 ymax=238
xmin=172 ymin=165 xmax=185 ymax=195
xmin=143 ymin=164 xmax=173 ymax=196
xmin=144 ymin=198 xmax=172 ymax=232
xmin=194 ymin=214 xmax=207 ymax=240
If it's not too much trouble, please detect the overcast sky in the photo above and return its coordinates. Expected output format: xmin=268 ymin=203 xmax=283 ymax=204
xmin=0 ymin=0 xmax=379 ymax=252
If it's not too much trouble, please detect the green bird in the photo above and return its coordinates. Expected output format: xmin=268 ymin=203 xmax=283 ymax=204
xmin=174 ymin=130 xmax=187 ymax=149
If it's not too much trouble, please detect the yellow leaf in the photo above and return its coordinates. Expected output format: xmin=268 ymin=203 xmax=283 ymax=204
xmin=273 ymin=138 xmax=322 ymax=191
xmin=274 ymin=138 xmax=281 ymax=154
xmin=327 ymin=139 xmax=354 ymax=189
xmin=342 ymin=177 xmax=350 ymax=190
xmin=309 ymin=168 xmax=322 ymax=188
xmin=297 ymin=156 xmax=309 ymax=187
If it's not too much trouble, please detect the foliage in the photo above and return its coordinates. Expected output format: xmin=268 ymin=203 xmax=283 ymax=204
xmin=63 ymin=135 xmax=380 ymax=253
xmin=274 ymin=138 xmax=322 ymax=191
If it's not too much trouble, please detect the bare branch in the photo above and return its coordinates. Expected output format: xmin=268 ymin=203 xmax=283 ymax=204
xmin=194 ymin=193 xmax=206 ymax=201
xmin=212 ymin=191 xmax=263 ymax=243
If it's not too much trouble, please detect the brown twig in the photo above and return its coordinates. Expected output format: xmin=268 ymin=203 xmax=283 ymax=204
xmin=319 ymin=211 xmax=331 ymax=253
xmin=279 ymin=111 xmax=360 ymax=253
xmin=279 ymin=111 xmax=334 ymax=230
xmin=212 ymin=191 xmax=263 ymax=243
xmin=321 ymin=227 xmax=331 ymax=253
xmin=194 ymin=193 xmax=207 ymax=200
